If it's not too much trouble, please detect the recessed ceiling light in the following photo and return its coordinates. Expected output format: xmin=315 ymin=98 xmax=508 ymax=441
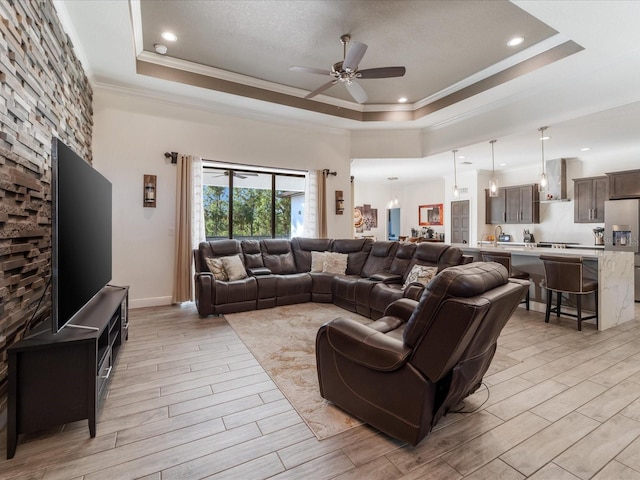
xmin=499 ymin=163 xmax=507 ymax=166
xmin=458 ymin=155 xmax=465 ymax=159
xmin=539 ymin=135 xmax=550 ymax=141
xmin=161 ymin=31 xmax=177 ymax=42
xmin=580 ymin=147 xmax=591 ymax=151
xmin=154 ymin=44 xmax=168 ymax=55
xmin=398 ymin=97 xmax=408 ymax=103
xmin=507 ymin=36 xmax=524 ymax=47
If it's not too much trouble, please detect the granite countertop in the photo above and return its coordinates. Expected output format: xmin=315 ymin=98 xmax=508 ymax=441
xmin=453 ymin=243 xmax=621 ymax=260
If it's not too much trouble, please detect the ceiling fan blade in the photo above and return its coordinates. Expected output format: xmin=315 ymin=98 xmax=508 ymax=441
xmin=345 ymin=80 xmax=368 ymax=104
xmin=358 ymin=66 xmax=406 ymax=79
xmin=343 ymin=41 xmax=367 ymax=71
xmin=289 ymin=66 xmax=331 ymax=76
xmin=305 ymin=79 xmax=338 ymax=99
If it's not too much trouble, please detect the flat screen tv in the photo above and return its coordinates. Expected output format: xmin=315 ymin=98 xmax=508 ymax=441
xmin=51 ymin=138 xmax=112 ymax=333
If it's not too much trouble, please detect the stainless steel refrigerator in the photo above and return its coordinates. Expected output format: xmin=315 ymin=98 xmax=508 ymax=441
xmin=604 ymin=199 xmax=640 ymax=301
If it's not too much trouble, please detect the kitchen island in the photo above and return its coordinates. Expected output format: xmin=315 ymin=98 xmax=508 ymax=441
xmin=455 ymin=243 xmax=635 ymax=331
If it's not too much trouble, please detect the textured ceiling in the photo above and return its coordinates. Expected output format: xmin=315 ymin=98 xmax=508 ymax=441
xmin=139 ymin=0 xmax=560 ymax=107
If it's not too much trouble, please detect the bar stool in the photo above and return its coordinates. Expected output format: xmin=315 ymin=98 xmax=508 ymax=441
xmin=480 ymin=250 xmax=530 ymax=310
xmin=540 ymin=255 xmax=598 ymax=331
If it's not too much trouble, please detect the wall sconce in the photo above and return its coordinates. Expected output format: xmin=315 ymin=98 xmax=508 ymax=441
xmin=335 ymin=190 xmax=344 ymax=215
xmin=164 ymin=151 xmax=178 ymax=164
xmin=144 ymin=174 xmax=157 ymax=207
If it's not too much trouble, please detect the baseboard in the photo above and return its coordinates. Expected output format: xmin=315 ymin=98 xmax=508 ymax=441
xmin=130 ymin=296 xmax=174 ymax=309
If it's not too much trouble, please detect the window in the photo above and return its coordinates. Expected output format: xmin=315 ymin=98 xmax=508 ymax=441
xmin=203 ymin=165 xmax=305 ymax=240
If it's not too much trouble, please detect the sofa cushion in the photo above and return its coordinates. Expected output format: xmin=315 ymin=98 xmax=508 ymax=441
xmin=390 ymin=243 xmax=417 ymax=276
xmin=221 ymin=255 xmax=248 ymax=281
xmin=241 ymin=240 xmax=265 ymax=269
xmin=310 ymin=251 xmax=326 ymax=272
xmin=361 ymin=241 xmax=397 ymax=278
xmin=205 ymin=257 xmax=228 ymax=281
xmin=332 ymin=238 xmax=373 ymax=275
xmin=402 ymin=265 xmax=438 ymax=290
xmin=323 ymin=252 xmax=348 ymax=275
xmin=291 ymin=237 xmax=334 ymax=272
xmin=261 ymin=239 xmax=297 ymax=274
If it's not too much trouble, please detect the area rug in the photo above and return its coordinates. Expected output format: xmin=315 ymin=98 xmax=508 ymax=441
xmin=225 ymin=303 xmax=370 ymax=440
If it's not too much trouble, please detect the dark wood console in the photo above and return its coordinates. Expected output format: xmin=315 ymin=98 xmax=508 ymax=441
xmin=6 ymin=285 xmax=129 ymax=459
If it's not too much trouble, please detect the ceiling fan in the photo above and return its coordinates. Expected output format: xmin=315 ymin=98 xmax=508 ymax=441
xmin=212 ymin=171 xmax=259 ymax=180
xmin=290 ymin=34 xmax=406 ymax=104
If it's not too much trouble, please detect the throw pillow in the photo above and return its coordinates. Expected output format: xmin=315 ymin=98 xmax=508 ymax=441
xmin=220 ymin=255 xmax=248 ymax=281
xmin=310 ymin=251 xmax=326 ymax=272
xmin=204 ymin=257 xmax=228 ymax=281
xmin=402 ymin=265 xmax=438 ymax=290
xmin=322 ymin=252 xmax=348 ymax=275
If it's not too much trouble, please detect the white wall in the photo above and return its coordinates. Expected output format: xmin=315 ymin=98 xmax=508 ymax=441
xmin=92 ymin=89 xmax=352 ymax=308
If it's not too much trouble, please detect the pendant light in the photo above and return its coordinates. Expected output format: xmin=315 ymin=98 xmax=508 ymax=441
xmin=452 ymin=150 xmax=459 ymax=198
xmin=489 ymin=139 xmax=499 ymax=197
xmin=538 ymin=126 xmax=548 ymax=191
xmin=387 ymin=176 xmax=399 ymax=208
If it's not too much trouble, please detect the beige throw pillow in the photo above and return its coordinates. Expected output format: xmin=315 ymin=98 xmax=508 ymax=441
xmin=322 ymin=252 xmax=348 ymax=275
xmin=402 ymin=265 xmax=438 ymax=290
xmin=310 ymin=251 xmax=326 ymax=272
xmin=204 ymin=257 xmax=228 ymax=281
xmin=220 ymin=255 xmax=248 ymax=281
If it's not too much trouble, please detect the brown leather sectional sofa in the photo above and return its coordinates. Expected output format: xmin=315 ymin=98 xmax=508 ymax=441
xmin=193 ymin=237 xmax=467 ymax=318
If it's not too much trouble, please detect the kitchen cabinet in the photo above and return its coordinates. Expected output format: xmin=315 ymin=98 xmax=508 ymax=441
xmin=574 ymin=176 xmax=608 ymax=223
xmin=505 ymin=184 xmax=539 ymax=224
xmin=606 ymin=169 xmax=640 ymax=199
xmin=485 ymin=188 xmax=505 ymax=224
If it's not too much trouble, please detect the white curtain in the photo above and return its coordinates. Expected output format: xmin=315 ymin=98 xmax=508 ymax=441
xmin=303 ymin=169 xmax=327 ymax=238
xmin=303 ymin=170 xmax=318 ymax=238
xmin=191 ymin=156 xmax=205 ymax=248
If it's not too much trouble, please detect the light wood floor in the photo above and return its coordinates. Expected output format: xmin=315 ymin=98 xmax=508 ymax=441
xmin=2 ymin=301 xmax=640 ymax=479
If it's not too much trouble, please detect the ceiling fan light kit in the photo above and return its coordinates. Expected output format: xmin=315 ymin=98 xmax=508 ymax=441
xmin=290 ymin=34 xmax=406 ymax=104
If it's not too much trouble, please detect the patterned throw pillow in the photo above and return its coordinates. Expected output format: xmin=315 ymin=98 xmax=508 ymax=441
xmin=322 ymin=252 xmax=348 ymax=275
xmin=205 ymin=257 xmax=228 ymax=281
xmin=220 ymin=255 xmax=248 ymax=281
xmin=310 ymin=251 xmax=326 ymax=272
xmin=402 ymin=265 xmax=438 ymax=290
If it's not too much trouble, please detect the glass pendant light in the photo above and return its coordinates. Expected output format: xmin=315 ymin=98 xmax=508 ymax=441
xmin=452 ymin=150 xmax=459 ymax=198
xmin=539 ymin=126 xmax=548 ymax=191
xmin=489 ymin=139 xmax=499 ymax=197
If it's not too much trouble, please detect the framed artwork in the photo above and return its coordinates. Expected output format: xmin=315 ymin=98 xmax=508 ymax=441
xmin=419 ymin=204 xmax=443 ymax=226
xmin=354 ymin=204 xmax=378 ymax=232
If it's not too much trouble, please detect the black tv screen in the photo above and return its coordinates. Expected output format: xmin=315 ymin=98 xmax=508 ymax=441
xmin=52 ymin=139 xmax=112 ymax=333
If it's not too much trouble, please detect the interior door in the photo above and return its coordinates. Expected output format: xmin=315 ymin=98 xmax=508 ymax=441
xmin=388 ymin=208 xmax=401 ymax=240
xmin=451 ymin=200 xmax=469 ymax=244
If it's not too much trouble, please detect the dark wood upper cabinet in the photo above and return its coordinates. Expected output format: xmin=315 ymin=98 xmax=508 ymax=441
xmin=505 ymin=184 xmax=539 ymax=224
xmin=607 ymin=169 xmax=640 ymax=199
xmin=485 ymin=188 xmax=505 ymax=224
xmin=485 ymin=184 xmax=539 ymax=224
xmin=574 ymin=176 xmax=608 ymax=223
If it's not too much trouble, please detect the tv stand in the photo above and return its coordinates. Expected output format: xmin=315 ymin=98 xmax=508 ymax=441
xmin=6 ymin=285 xmax=129 ymax=459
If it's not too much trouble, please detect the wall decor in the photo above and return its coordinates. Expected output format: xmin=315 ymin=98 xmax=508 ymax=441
xmin=335 ymin=190 xmax=344 ymax=214
xmin=419 ymin=204 xmax=443 ymax=226
xmin=354 ymin=204 xmax=377 ymax=232
xmin=144 ymin=174 xmax=157 ymax=207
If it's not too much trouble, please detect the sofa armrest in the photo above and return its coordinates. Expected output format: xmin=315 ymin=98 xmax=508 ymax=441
xmin=194 ymin=272 xmax=215 ymax=313
xmin=402 ymin=283 xmax=425 ymax=301
xmin=323 ymin=317 xmax=411 ymax=371
xmin=369 ymin=272 xmax=403 ymax=284
xmin=248 ymin=267 xmax=272 ymax=276
xmin=383 ymin=297 xmax=418 ymax=321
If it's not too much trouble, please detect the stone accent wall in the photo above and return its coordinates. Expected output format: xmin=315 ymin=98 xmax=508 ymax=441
xmin=0 ymin=0 xmax=92 ymax=421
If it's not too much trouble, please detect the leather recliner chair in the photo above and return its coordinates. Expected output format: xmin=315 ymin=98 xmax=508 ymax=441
xmin=315 ymin=262 xmax=529 ymax=446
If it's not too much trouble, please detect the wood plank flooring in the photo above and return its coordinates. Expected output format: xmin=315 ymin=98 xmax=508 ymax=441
xmin=1 ymin=301 xmax=640 ymax=479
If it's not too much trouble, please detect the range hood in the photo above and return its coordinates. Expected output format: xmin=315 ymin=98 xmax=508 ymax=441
xmin=541 ymin=158 xmax=569 ymax=202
